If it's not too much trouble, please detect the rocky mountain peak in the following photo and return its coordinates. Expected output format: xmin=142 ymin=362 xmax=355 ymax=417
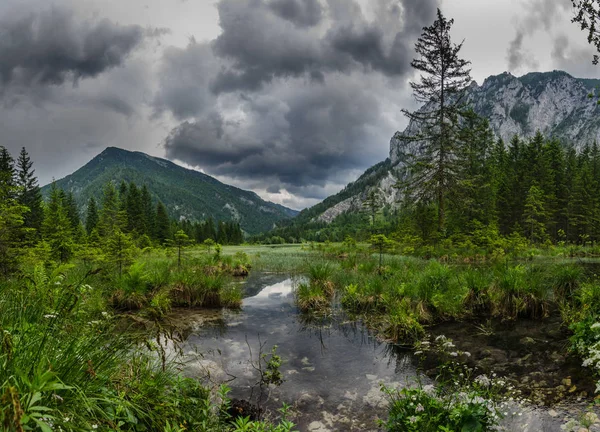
xmin=390 ymin=70 xmax=600 ymax=163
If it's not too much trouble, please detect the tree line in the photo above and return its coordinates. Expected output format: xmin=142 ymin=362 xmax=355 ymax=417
xmin=0 ymin=146 xmax=244 ymax=274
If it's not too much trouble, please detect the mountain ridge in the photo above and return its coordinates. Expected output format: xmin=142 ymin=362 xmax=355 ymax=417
xmin=42 ymin=146 xmax=298 ymax=234
xmin=299 ymin=70 xmax=600 ymax=226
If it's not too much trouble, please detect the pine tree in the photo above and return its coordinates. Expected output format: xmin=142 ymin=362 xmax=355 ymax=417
xmin=99 ymin=183 xmax=119 ymax=237
xmin=43 ymin=183 xmax=74 ymax=262
xmin=362 ymin=189 xmax=383 ymax=233
xmin=0 ymin=183 xmax=27 ymax=275
xmin=545 ymin=138 xmax=567 ymax=240
xmin=0 ymin=146 xmax=16 ymax=200
xmin=154 ymin=202 xmax=171 ymax=244
xmin=401 ymin=9 xmax=472 ymax=236
xmin=15 ymin=147 xmax=43 ymax=234
xmin=125 ymin=182 xmax=144 ymax=234
xmin=64 ymin=191 xmax=81 ymax=232
xmin=206 ymin=217 xmax=217 ymax=241
xmin=105 ymin=228 xmax=135 ymax=278
xmin=452 ymin=109 xmax=495 ymax=233
xmin=523 ymin=185 xmax=548 ymax=243
xmin=140 ymin=185 xmax=154 ymax=237
xmin=217 ymin=221 xmax=228 ymax=244
xmin=86 ymin=197 xmax=100 ymax=235
xmin=173 ymin=229 xmax=191 ymax=268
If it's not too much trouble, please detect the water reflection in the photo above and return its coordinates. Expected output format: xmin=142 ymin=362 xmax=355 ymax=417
xmin=177 ymin=273 xmax=578 ymax=431
xmin=181 ymin=274 xmax=416 ymax=431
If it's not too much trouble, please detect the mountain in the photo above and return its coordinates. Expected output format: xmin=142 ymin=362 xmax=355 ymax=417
xmin=391 ymin=70 xmax=600 ymax=164
xmin=296 ymin=70 xmax=600 ymax=224
xmin=41 ymin=147 xmax=298 ymax=234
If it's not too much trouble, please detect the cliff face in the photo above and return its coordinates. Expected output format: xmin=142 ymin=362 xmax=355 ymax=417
xmin=390 ymin=71 xmax=600 ymax=163
xmin=308 ymin=71 xmax=600 ymax=224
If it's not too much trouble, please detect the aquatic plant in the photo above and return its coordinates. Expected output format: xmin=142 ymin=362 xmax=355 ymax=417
xmin=295 ymin=282 xmax=330 ymax=313
xmin=551 ymin=263 xmax=584 ymax=300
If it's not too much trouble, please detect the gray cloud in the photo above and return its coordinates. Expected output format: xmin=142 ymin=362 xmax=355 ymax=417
xmin=153 ymin=40 xmax=220 ymax=119
xmin=0 ymin=7 xmax=144 ymax=92
xmin=158 ymin=0 xmax=436 ymax=200
xmin=507 ymin=30 xmax=538 ymax=72
xmin=164 ymin=73 xmax=401 ymax=199
xmin=551 ymin=33 xmax=599 ymax=78
xmin=268 ymin=0 xmax=323 ymax=27
xmin=506 ymin=0 xmax=569 ymax=71
xmin=210 ymin=0 xmax=437 ymax=93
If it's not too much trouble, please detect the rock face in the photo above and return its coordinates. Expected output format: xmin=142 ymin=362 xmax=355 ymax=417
xmin=305 ymin=70 xmax=600 ymax=224
xmin=390 ymin=70 xmax=600 ymax=164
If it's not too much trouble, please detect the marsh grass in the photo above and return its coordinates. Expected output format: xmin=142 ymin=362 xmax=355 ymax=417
xmin=0 ymin=255 xmax=293 ymax=431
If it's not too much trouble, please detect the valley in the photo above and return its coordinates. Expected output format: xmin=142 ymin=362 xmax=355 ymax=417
xmin=2 ymin=2 xmax=600 ymax=432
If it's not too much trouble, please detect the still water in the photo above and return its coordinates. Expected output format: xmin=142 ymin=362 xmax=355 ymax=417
xmin=175 ymin=273 xmax=593 ymax=432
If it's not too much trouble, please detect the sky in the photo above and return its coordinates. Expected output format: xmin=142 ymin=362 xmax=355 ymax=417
xmin=0 ymin=0 xmax=597 ymax=210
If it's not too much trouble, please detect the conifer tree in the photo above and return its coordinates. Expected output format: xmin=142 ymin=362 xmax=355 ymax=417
xmin=15 ymin=147 xmax=43 ymax=234
xmin=0 ymin=146 xmax=16 ymax=199
xmin=217 ymin=221 xmax=228 ymax=244
xmin=86 ymin=197 xmax=100 ymax=235
xmin=140 ymin=185 xmax=154 ymax=236
xmin=173 ymin=229 xmax=191 ymax=268
xmin=43 ymin=184 xmax=74 ymax=262
xmin=362 ymin=189 xmax=383 ymax=233
xmin=105 ymin=228 xmax=135 ymax=278
xmin=523 ymin=185 xmax=548 ymax=243
xmin=125 ymin=182 xmax=144 ymax=234
xmin=0 ymin=172 xmax=27 ymax=275
xmin=205 ymin=217 xmax=217 ymax=241
xmin=64 ymin=191 xmax=81 ymax=232
xmin=401 ymin=9 xmax=472 ymax=236
xmin=154 ymin=202 xmax=171 ymax=244
xmin=99 ymin=183 xmax=119 ymax=237
xmin=452 ymin=109 xmax=495 ymax=233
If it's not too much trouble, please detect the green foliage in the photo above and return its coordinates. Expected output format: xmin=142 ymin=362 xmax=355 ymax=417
xmin=40 ymin=147 xmax=295 ymax=235
xmin=105 ymin=228 xmax=137 ymax=278
xmin=43 ymin=183 xmax=75 ymax=263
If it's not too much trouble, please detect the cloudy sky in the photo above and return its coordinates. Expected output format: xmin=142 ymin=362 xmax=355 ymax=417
xmin=0 ymin=0 xmax=597 ymax=210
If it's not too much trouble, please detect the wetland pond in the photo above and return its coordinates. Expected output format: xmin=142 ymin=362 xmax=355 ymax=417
xmin=171 ymin=273 xmax=598 ymax=432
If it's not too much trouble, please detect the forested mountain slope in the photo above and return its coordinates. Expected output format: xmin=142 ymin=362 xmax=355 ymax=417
xmin=305 ymin=70 xmax=600 ymax=225
xmin=41 ymin=147 xmax=298 ymax=234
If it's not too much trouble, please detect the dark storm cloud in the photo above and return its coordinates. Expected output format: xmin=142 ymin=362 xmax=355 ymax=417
xmin=210 ymin=0 xmax=437 ymax=93
xmin=0 ymin=7 xmax=144 ymax=90
xmin=164 ymin=75 xmax=395 ymax=197
xmin=152 ymin=40 xmax=221 ymax=119
xmin=268 ymin=0 xmax=323 ymax=27
xmin=159 ymin=0 xmax=437 ymax=200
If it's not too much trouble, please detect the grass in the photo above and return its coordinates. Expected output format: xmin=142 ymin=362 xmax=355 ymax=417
xmin=237 ymin=243 xmax=594 ymax=347
xmin=0 ymin=247 xmax=296 ymax=431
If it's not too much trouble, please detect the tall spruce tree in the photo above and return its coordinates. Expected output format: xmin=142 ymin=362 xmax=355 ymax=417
xmin=140 ymin=184 xmax=154 ymax=237
xmin=0 ymin=152 xmax=27 ymax=274
xmin=86 ymin=197 xmax=100 ymax=235
xmin=15 ymin=147 xmax=43 ymax=234
xmin=451 ymin=109 xmax=495 ymax=233
xmin=401 ymin=9 xmax=472 ymax=236
xmin=0 ymin=146 xmax=16 ymax=199
xmin=155 ymin=202 xmax=171 ymax=244
xmin=43 ymin=184 xmax=74 ymax=262
xmin=99 ymin=183 xmax=119 ymax=237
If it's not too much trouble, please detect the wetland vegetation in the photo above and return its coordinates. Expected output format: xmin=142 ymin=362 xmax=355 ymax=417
xmin=2 ymin=3 xmax=600 ymax=432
